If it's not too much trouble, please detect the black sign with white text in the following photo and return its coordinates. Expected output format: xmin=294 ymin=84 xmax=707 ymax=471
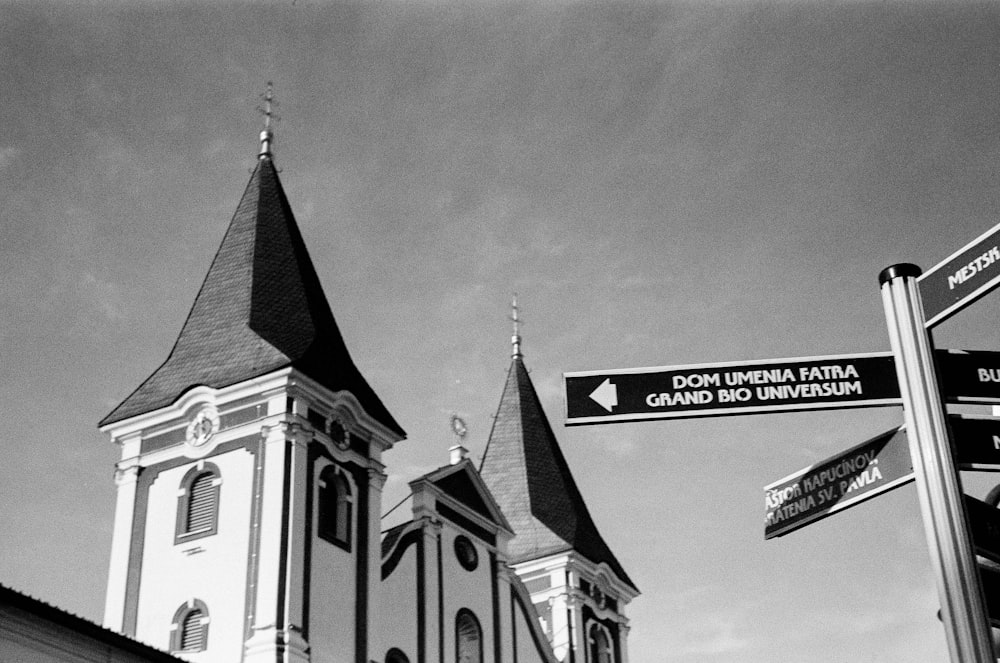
xmin=565 ymin=353 xmax=901 ymax=425
xmin=919 ymin=222 xmax=1000 ymax=328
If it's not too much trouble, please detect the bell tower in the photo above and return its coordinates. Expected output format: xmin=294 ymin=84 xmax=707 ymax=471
xmin=479 ymin=298 xmax=639 ymax=663
xmin=101 ymin=91 xmax=405 ymax=663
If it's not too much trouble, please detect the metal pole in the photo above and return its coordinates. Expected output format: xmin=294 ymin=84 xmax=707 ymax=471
xmin=879 ymin=263 xmax=993 ymax=663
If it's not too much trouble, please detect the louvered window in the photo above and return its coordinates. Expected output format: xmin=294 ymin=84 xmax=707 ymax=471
xmin=180 ymin=609 xmax=206 ymax=650
xmin=175 ymin=463 xmax=221 ymax=543
xmin=171 ymin=599 xmax=209 ymax=653
xmin=455 ymin=609 xmax=481 ymax=663
xmin=187 ymin=473 xmax=215 ymax=532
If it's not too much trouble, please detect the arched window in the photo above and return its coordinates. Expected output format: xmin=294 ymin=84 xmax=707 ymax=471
xmin=170 ymin=599 xmax=209 ymax=653
xmin=455 ymin=609 xmax=482 ymax=663
xmin=175 ymin=463 xmax=221 ymax=543
xmin=385 ymin=647 xmax=410 ymax=663
xmin=318 ymin=465 xmax=353 ymax=550
xmin=588 ymin=623 xmax=613 ymax=663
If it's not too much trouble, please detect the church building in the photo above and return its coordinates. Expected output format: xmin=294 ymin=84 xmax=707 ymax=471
xmin=47 ymin=102 xmax=638 ymax=663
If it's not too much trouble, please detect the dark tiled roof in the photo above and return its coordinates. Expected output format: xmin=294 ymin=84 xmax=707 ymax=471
xmin=479 ymin=358 xmax=637 ymax=592
xmin=100 ymin=158 xmax=404 ymax=438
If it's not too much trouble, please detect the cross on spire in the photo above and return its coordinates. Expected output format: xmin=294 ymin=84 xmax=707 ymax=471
xmin=257 ymin=82 xmax=280 ymax=159
xmin=510 ymin=293 xmax=522 ymax=359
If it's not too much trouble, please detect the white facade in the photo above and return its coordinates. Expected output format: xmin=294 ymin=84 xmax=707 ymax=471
xmin=93 ymin=145 xmax=634 ymax=663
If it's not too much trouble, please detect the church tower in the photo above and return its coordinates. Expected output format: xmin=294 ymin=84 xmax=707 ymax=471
xmin=479 ymin=299 xmax=639 ymax=663
xmin=100 ymin=96 xmax=405 ymax=663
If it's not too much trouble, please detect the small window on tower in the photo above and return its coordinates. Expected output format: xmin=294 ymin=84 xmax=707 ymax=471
xmin=588 ymin=623 xmax=613 ymax=663
xmin=455 ymin=609 xmax=482 ymax=663
xmin=175 ymin=463 xmax=221 ymax=543
xmin=318 ymin=465 xmax=353 ymax=551
xmin=170 ymin=599 xmax=209 ymax=653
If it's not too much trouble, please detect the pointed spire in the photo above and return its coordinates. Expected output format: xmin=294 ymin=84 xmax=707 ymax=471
xmin=479 ymin=348 xmax=637 ymax=592
xmin=510 ymin=293 xmax=522 ymax=359
xmin=101 ymin=155 xmax=404 ymax=438
xmin=257 ymin=82 xmax=279 ymax=160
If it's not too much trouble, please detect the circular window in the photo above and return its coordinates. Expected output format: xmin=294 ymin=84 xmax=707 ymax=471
xmin=454 ymin=535 xmax=478 ymax=571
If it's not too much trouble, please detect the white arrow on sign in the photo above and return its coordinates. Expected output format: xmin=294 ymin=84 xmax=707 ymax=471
xmin=589 ymin=378 xmax=618 ymax=412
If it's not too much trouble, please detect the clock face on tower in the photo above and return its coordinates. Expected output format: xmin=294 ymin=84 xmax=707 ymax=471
xmin=186 ymin=408 xmax=218 ymax=448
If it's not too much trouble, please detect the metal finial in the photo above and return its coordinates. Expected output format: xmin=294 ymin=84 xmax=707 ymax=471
xmin=510 ymin=293 xmax=522 ymax=359
xmin=256 ymin=82 xmax=280 ymax=160
xmin=449 ymin=414 xmax=469 ymax=465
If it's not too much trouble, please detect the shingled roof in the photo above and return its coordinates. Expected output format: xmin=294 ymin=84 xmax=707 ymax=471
xmin=479 ymin=357 xmax=637 ymax=592
xmin=100 ymin=157 xmax=404 ymax=438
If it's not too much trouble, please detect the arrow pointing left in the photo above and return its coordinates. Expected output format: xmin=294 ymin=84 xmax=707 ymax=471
xmin=589 ymin=378 xmax=618 ymax=412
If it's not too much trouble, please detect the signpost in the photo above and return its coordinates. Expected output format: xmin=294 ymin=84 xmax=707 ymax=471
xmin=563 ymin=221 xmax=1000 ymax=663
xmin=918 ymin=221 xmax=1000 ymax=328
xmin=879 ymin=264 xmax=992 ymax=663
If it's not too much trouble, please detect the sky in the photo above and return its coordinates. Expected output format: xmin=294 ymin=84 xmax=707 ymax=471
xmin=4 ymin=1 xmax=1000 ymax=662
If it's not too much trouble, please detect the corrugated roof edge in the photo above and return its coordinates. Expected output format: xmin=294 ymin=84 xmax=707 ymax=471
xmin=0 ymin=584 xmax=186 ymax=662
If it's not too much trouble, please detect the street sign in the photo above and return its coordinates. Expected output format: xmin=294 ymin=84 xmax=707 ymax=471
xmin=937 ymin=350 xmax=1000 ymax=405
xmin=950 ymin=416 xmax=1000 ymax=470
xmin=565 ymin=350 xmax=1000 ymax=426
xmin=918 ymin=222 xmax=1000 ymax=329
xmin=965 ymin=495 xmax=1000 ymax=566
xmin=977 ymin=563 xmax=1000 ymax=627
xmin=764 ymin=426 xmax=913 ymax=539
xmin=763 ymin=417 xmax=1000 ymax=539
xmin=564 ymin=353 xmax=902 ymax=425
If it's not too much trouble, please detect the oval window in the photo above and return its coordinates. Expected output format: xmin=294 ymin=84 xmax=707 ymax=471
xmin=454 ymin=535 xmax=478 ymax=571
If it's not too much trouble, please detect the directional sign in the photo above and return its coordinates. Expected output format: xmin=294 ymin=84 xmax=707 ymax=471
xmin=566 ymin=350 xmax=1000 ymax=425
xmin=977 ymin=564 xmax=1000 ymax=627
xmin=937 ymin=350 xmax=1000 ymax=405
xmin=965 ymin=495 xmax=1000 ymax=566
xmin=764 ymin=426 xmax=913 ymax=539
xmin=564 ymin=353 xmax=902 ymax=425
xmin=919 ymin=222 xmax=1000 ymax=328
xmin=763 ymin=417 xmax=1000 ymax=539
xmin=950 ymin=416 xmax=1000 ymax=470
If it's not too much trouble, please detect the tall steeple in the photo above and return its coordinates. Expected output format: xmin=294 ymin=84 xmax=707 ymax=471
xmin=100 ymin=98 xmax=403 ymax=437
xmin=480 ymin=300 xmax=637 ymax=663
xmin=101 ymin=96 xmax=405 ymax=663
xmin=479 ymin=346 xmax=634 ymax=586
